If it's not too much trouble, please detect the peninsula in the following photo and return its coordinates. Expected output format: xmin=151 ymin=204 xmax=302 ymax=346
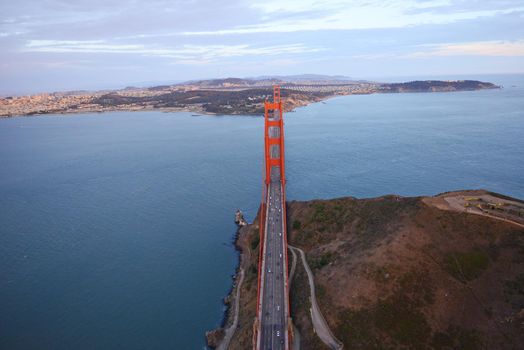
xmin=0 ymin=77 xmax=498 ymax=118
xmin=209 ymin=189 xmax=524 ymax=349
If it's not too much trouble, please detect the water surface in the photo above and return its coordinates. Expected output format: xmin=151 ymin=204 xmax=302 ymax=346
xmin=1 ymin=74 xmax=523 ymax=349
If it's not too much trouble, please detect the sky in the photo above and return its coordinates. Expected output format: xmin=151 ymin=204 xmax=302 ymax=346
xmin=1 ymin=0 xmax=524 ymax=94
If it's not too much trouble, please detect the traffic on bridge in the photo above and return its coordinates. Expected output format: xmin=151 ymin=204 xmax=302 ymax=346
xmin=254 ymin=86 xmax=293 ymax=350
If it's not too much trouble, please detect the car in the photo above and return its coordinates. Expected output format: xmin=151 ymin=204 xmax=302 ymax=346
xmin=268 ymin=268 xmax=271 ymax=273
xmin=276 ymin=331 xmax=280 ymax=337
xmin=279 ymin=253 xmax=282 ymax=258
xmin=277 ymin=305 xmax=280 ymax=311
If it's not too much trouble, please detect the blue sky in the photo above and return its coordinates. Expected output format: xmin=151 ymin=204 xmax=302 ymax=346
xmin=1 ymin=0 xmax=523 ymax=94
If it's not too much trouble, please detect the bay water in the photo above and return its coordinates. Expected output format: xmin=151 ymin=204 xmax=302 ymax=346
xmin=1 ymin=74 xmax=523 ymax=349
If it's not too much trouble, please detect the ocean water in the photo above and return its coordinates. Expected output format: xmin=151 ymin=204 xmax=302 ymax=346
xmin=1 ymin=74 xmax=523 ymax=349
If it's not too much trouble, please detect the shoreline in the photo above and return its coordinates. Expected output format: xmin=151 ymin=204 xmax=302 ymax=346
xmin=205 ymin=215 xmax=250 ymax=349
xmin=0 ymin=105 xmax=215 ymax=119
xmin=0 ymin=83 xmax=499 ymax=119
xmin=0 ymin=97 xmax=320 ymax=119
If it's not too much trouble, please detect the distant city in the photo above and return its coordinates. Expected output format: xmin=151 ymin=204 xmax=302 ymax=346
xmin=0 ymin=76 xmax=497 ymax=117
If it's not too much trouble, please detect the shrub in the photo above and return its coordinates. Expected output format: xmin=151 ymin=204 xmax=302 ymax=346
xmin=444 ymin=250 xmax=489 ymax=282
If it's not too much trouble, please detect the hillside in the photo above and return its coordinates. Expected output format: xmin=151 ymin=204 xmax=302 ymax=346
xmin=1 ymin=78 xmax=498 ymax=118
xmin=379 ymin=80 xmax=498 ymax=93
xmin=211 ymin=190 xmax=524 ymax=349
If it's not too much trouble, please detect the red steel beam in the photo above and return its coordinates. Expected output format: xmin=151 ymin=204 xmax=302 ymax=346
xmin=255 ymin=85 xmax=292 ymax=349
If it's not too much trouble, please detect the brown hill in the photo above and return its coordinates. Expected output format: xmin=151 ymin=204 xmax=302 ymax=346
xmin=215 ymin=190 xmax=524 ymax=349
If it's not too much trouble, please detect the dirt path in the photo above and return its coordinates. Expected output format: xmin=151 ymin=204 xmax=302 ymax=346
xmin=289 ymin=246 xmax=298 ymax=283
xmin=424 ymin=192 xmax=524 ymax=229
xmin=463 ymin=209 xmax=524 ymax=229
xmin=217 ymin=268 xmax=244 ymax=350
xmin=289 ymin=245 xmax=344 ymax=350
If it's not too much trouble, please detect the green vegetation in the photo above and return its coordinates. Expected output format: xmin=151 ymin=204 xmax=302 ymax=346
xmin=504 ymin=273 xmax=524 ymax=308
xmin=290 ymin=262 xmax=311 ymax=313
xmin=444 ymin=250 xmax=489 ymax=282
xmin=354 ymin=197 xmax=418 ymax=240
xmin=312 ymin=203 xmax=328 ymax=222
xmin=431 ymin=326 xmax=483 ymax=350
xmin=316 ymin=284 xmax=327 ymax=300
xmin=399 ymin=271 xmax=435 ymax=306
xmin=292 ymin=197 xmax=420 ymax=251
xmin=250 ymin=234 xmax=260 ymax=250
xmin=284 ymin=194 xmax=524 ymax=349
xmin=290 ymin=262 xmax=330 ymax=349
xmin=292 ymin=219 xmax=301 ymax=230
xmin=308 ymin=251 xmax=335 ymax=270
xmin=367 ymin=264 xmax=394 ymax=284
xmin=245 ymin=262 xmax=258 ymax=290
xmin=384 ymin=80 xmax=497 ymax=93
xmin=335 ymin=308 xmax=384 ymax=349
xmin=374 ymin=297 xmax=431 ymax=347
xmin=336 ymin=300 xmax=431 ymax=349
xmin=291 ymin=199 xmax=356 ymax=248
xmin=308 ymin=200 xmax=353 ymax=230
xmin=335 ymin=270 xmax=434 ymax=349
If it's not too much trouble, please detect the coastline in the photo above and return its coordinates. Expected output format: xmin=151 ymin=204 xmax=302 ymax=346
xmin=0 ymin=81 xmax=499 ymax=119
xmin=0 ymin=95 xmax=322 ymax=119
xmin=0 ymin=105 xmax=213 ymax=119
xmin=206 ymin=213 xmax=253 ymax=349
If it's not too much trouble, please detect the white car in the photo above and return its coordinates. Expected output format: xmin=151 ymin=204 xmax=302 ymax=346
xmin=276 ymin=331 xmax=280 ymax=337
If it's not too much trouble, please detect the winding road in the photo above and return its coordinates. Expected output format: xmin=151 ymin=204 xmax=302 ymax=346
xmin=289 ymin=245 xmax=343 ymax=350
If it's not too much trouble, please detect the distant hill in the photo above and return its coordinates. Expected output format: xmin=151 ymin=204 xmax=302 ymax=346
xmin=252 ymin=74 xmax=355 ymax=82
xmin=381 ymin=80 xmax=499 ymax=93
xmin=1 ymin=77 xmax=499 ymax=118
xmin=182 ymin=77 xmax=262 ymax=87
xmin=180 ymin=74 xmax=357 ymax=87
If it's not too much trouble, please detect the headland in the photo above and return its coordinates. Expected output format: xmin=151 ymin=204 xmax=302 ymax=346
xmin=0 ymin=77 xmax=498 ymax=118
xmin=209 ymin=189 xmax=524 ymax=349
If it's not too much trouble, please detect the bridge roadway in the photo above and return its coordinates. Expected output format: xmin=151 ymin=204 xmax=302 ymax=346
xmin=259 ymin=166 xmax=288 ymax=350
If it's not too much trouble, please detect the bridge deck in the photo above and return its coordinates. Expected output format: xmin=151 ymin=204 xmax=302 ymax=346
xmin=259 ymin=166 xmax=288 ymax=349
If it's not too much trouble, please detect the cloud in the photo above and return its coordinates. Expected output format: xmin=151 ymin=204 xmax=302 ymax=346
xmin=250 ymin=0 xmax=455 ymax=14
xmin=0 ymin=31 xmax=26 ymax=37
xmin=23 ymin=39 xmax=324 ymax=62
xmin=351 ymin=39 xmax=524 ymax=60
xmin=408 ymin=40 xmax=524 ymax=57
xmin=183 ymin=1 xmax=524 ymax=35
